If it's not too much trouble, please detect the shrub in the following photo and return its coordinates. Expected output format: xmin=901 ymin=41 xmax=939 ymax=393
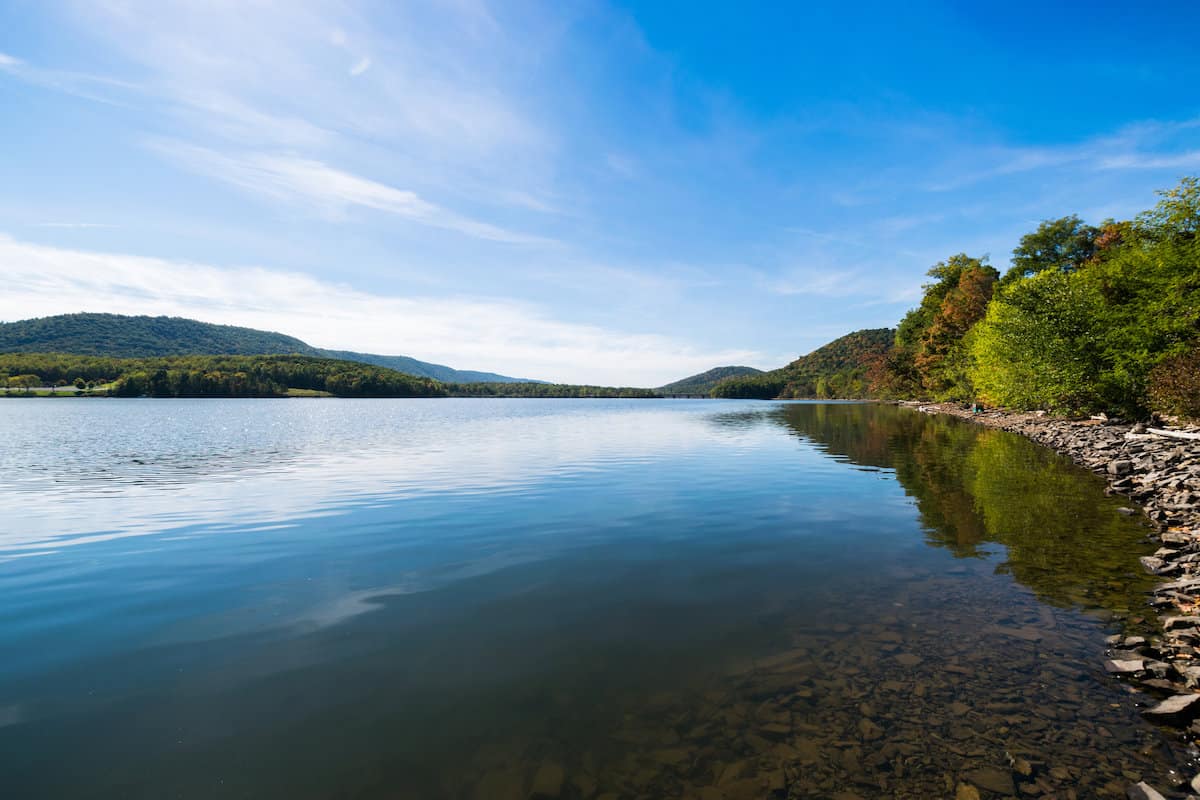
xmin=1148 ymin=347 xmax=1200 ymax=420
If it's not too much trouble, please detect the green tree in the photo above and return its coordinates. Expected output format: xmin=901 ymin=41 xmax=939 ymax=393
xmin=9 ymin=374 xmax=41 ymax=394
xmin=1002 ymin=215 xmax=1099 ymax=285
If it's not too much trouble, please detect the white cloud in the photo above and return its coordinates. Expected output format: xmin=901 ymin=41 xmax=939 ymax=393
xmin=33 ymin=222 xmax=118 ymax=229
xmin=1099 ymin=150 xmax=1200 ymax=170
xmin=349 ymin=56 xmax=371 ymax=77
xmin=0 ymin=234 xmax=762 ymax=385
xmin=150 ymin=140 xmax=553 ymax=244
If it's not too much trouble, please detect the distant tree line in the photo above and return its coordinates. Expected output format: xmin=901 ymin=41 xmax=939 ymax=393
xmin=447 ymin=382 xmax=660 ymax=398
xmin=0 ymin=354 xmax=446 ymax=398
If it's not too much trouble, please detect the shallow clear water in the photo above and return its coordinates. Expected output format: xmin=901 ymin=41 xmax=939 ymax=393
xmin=0 ymin=399 xmax=1186 ymax=798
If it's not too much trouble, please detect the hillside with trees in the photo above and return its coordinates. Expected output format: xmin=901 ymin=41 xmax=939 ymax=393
xmin=711 ymin=328 xmax=894 ymax=399
xmin=0 ymin=353 xmax=446 ymax=398
xmin=0 ymin=313 xmax=534 ymax=383
xmin=658 ymin=366 xmax=762 ymax=395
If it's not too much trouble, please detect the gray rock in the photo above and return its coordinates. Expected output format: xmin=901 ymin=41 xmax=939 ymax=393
xmin=1126 ymin=782 xmax=1166 ymax=800
xmin=1140 ymin=556 xmax=1168 ymax=573
xmin=1142 ymin=693 xmax=1200 ymax=726
xmin=1104 ymin=659 xmax=1145 ymax=674
xmin=1109 ymin=460 xmax=1134 ymax=475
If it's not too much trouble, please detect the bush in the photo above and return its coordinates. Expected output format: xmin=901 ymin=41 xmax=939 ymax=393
xmin=1148 ymin=347 xmax=1200 ymax=420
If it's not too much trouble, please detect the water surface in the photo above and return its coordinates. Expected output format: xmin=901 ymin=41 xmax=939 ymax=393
xmin=0 ymin=399 xmax=1184 ymax=798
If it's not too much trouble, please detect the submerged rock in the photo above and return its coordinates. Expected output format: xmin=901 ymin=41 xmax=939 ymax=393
xmin=530 ymin=762 xmax=566 ymax=799
xmin=962 ymin=767 xmax=1015 ymax=796
xmin=955 ymin=783 xmax=982 ymax=800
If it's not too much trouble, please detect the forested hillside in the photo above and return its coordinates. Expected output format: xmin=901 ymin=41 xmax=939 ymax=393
xmin=0 ymin=313 xmax=533 ymax=383
xmin=0 ymin=313 xmax=314 ymax=357
xmin=711 ymin=328 xmax=894 ymax=399
xmin=658 ymin=366 xmax=762 ymax=394
xmin=0 ymin=353 xmax=446 ymax=398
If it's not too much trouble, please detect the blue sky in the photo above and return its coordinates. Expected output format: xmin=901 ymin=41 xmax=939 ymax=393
xmin=2 ymin=1 xmax=1199 ymax=384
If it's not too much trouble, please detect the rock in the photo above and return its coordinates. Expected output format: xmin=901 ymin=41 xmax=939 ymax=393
xmin=1104 ymin=659 xmax=1145 ymax=674
xmin=1126 ymin=782 xmax=1167 ymax=800
xmin=474 ymin=769 xmax=525 ymax=800
xmin=1163 ymin=615 xmax=1200 ymax=630
xmin=858 ymin=718 xmax=883 ymax=740
xmin=1007 ymin=755 xmax=1033 ymax=777
xmin=895 ymin=653 xmax=923 ymax=667
xmin=985 ymin=625 xmax=1043 ymax=643
xmin=1142 ymin=693 xmax=1200 ymax=726
xmin=1109 ymin=460 xmax=1134 ymax=475
xmin=530 ymin=762 xmax=566 ymax=799
xmin=963 ymin=767 xmax=1015 ymax=796
xmin=1140 ymin=556 xmax=1167 ymax=573
xmin=794 ymin=738 xmax=821 ymax=763
xmin=956 ymin=784 xmax=982 ymax=800
xmin=651 ymin=747 xmax=691 ymax=766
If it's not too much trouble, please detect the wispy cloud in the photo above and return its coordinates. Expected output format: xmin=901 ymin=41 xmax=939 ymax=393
xmin=150 ymin=140 xmax=553 ymax=245
xmin=1099 ymin=150 xmax=1200 ymax=170
xmin=923 ymin=117 xmax=1200 ymax=192
xmin=0 ymin=234 xmax=762 ymax=385
xmin=33 ymin=222 xmax=118 ymax=229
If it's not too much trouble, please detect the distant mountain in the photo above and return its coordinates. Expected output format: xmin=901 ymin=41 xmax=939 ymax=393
xmin=712 ymin=328 xmax=895 ymax=399
xmin=314 ymin=349 xmax=533 ymax=384
xmin=658 ymin=365 xmax=762 ymax=394
xmin=0 ymin=313 xmax=538 ymax=384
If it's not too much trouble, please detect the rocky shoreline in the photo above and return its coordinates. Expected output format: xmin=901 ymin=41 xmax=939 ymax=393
xmin=907 ymin=402 xmax=1200 ymax=799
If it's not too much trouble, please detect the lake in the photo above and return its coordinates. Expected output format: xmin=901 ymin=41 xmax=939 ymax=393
xmin=0 ymin=399 xmax=1185 ymax=798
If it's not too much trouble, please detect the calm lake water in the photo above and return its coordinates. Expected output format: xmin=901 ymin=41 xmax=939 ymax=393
xmin=0 ymin=399 xmax=1188 ymax=798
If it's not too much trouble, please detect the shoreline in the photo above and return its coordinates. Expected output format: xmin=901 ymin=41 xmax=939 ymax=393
xmin=905 ymin=401 xmax=1200 ymax=792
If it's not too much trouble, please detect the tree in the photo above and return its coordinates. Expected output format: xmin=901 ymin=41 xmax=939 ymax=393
xmin=914 ymin=260 xmax=998 ymax=398
xmin=1002 ymin=215 xmax=1099 ymax=285
xmin=969 ymin=269 xmax=1105 ymax=413
xmin=9 ymin=374 xmax=41 ymax=394
xmin=1136 ymin=176 xmax=1200 ymax=241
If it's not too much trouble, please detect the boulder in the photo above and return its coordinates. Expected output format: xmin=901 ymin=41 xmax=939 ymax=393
xmin=1126 ymin=782 xmax=1166 ymax=800
xmin=1142 ymin=693 xmax=1200 ymax=726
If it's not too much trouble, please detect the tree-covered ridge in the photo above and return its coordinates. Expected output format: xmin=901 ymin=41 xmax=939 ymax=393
xmin=658 ymin=366 xmax=763 ymax=394
xmin=0 ymin=313 xmax=535 ymax=384
xmin=446 ymin=382 xmax=660 ymax=398
xmin=315 ymin=349 xmax=537 ymax=384
xmin=0 ymin=313 xmax=315 ymax=358
xmin=0 ymin=353 xmax=446 ymax=398
xmin=711 ymin=328 xmax=894 ymax=399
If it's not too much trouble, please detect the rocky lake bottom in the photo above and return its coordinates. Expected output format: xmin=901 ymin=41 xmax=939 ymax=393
xmin=0 ymin=399 xmax=1195 ymax=798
